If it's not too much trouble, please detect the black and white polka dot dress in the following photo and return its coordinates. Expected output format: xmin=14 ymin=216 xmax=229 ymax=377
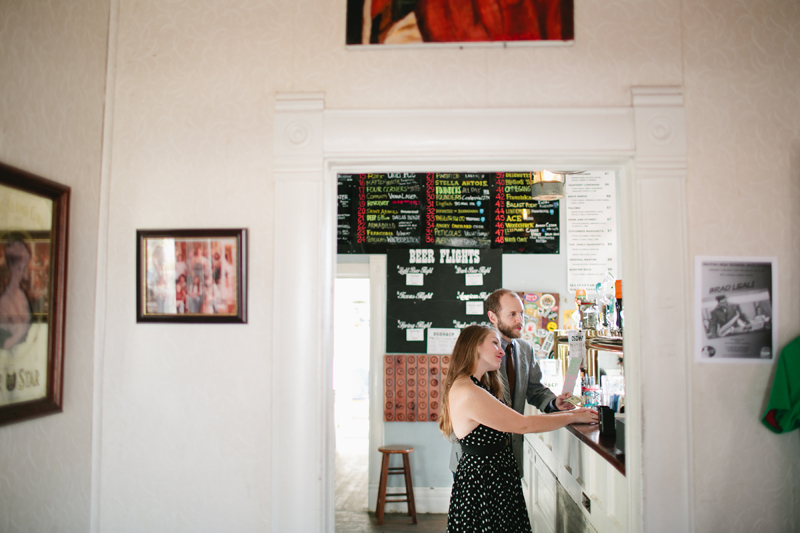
xmin=447 ymin=376 xmax=531 ymax=533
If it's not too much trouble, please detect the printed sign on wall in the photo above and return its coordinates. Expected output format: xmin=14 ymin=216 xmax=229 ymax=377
xmin=694 ymin=256 xmax=776 ymax=363
xmin=566 ymin=170 xmax=618 ymax=296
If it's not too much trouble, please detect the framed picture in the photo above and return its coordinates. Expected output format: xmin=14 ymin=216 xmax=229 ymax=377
xmin=694 ymin=256 xmax=777 ymax=363
xmin=0 ymin=161 xmax=70 ymax=426
xmin=346 ymin=0 xmax=574 ymax=46
xmin=136 ymin=229 xmax=247 ymax=323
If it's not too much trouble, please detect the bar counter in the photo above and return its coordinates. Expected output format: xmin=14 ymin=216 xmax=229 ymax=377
xmin=566 ymin=422 xmax=625 ymax=476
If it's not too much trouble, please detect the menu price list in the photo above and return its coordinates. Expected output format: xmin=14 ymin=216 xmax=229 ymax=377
xmin=384 ymin=354 xmax=450 ymax=422
xmin=490 ymin=172 xmax=560 ymax=253
xmin=387 ymin=248 xmax=501 ymax=354
xmin=336 ymin=173 xmax=423 ymax=254
xmin=425 ymin=172 xmax=492 ymax=248
xmin=565 ymin=170 xmax=618 ymax=294
xmin=338 ymin=172 xmax=560 ymax=254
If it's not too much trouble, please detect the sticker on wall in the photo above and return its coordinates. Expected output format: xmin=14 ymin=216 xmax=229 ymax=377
xmin=539 ymin=293 xmax=556 ymax=310
xmin=518 ymin=292 xmax=560 ymax=350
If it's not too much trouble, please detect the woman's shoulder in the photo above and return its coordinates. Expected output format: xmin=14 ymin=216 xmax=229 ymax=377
xmin=449 ymin=375 xmax=473 ymax=394
xmin=449 ymin=375 xmax=485 ymax=401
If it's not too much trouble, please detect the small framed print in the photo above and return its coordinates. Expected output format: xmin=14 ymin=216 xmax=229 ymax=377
xmin=0 ymin=162 xmax=70 ymax=426
xmin=136 ymin=229 xmax=247 ymax=323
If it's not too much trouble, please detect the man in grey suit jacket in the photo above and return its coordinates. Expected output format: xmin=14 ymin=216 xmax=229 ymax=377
xmin=449 ymin=288 xmax=575 ymax=476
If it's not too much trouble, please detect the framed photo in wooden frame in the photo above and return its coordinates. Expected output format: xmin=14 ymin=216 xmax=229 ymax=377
xmin=0 ymin=161 xmax=70 ymax=426
xmin=136 ymin=229 xmax=247 ymax=324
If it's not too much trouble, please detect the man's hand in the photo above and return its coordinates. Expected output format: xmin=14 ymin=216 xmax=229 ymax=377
xmin=554 ymin=392 xmax=577 ymax=411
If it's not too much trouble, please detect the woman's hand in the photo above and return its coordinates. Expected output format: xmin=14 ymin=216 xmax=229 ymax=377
xmin=570 ymin=408 xmax=599 ymax=425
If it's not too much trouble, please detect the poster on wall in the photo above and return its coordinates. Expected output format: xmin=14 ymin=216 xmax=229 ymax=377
xmin=386 ymin=248 xmax=500 ymax=353
xmin=694 ymin=257 xmax=777 ymax=363
xmin=346 ymin=0 xmax=574 ymax=46
xmin=0 ymin=162 xmax=70 ymax=426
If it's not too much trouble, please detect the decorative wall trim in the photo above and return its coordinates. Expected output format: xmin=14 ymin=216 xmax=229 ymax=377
xmin=271 ymin=93 xmax=332 ymax=533
xmin=91 ymin=1 xmax=121 ymax=531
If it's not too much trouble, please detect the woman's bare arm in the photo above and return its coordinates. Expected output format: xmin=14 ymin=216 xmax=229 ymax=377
xmin=450 ymin=377 xmax=597 ymax=439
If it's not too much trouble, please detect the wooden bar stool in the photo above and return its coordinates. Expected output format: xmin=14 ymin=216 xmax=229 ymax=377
xmin=375 ymin=445 xmax=417 ymax=525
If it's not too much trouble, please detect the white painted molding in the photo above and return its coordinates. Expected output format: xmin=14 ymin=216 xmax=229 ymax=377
xmin=367 ymin=255 xmax=387 ymax=511
xmin=271 ymin=93 xmax=332 ymax=533
xmin=630 ymin=86 xmax=693 ymax=533
xmin=631 ymin=86 xmax=688 ymax=165
xmin=324 ymin=107 xmax=635 ymax=164
xmin=274 ymin=93 xmax=325 ymax=174
xmin=91 ymin=1 xmax=121 ymax=531
xmin=272 ymin=88 xmax=692 ymax=532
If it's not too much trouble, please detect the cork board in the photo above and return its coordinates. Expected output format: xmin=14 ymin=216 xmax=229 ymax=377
xmin=384 ymin=354 xmax=450 ymax=422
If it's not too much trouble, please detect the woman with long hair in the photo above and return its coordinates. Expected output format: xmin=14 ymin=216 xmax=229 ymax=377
xmin=440 ymin=325 xmax=597 ymax=532
xmin=0 ymin=239 xmax=33 ymax=351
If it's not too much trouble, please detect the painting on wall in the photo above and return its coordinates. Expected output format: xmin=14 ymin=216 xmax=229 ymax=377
xmin=0 ymin=162 xmax=70 ymax=426
xmin=346 ymin=0 xmax=574 ymax=46
xmin=136 ymin=229 xmax=248 ymax=324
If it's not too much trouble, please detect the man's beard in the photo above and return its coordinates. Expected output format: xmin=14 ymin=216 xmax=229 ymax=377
xmin=497 ymin=319 xmax=521 ymax=339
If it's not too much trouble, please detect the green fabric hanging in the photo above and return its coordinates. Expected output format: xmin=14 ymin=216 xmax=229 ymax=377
xmin=762 ymin=336 xmax=800 ymax=433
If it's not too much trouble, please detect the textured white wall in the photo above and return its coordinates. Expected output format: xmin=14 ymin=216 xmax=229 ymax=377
xmin=0 ymin=0 xmax=798 ymax=531
xmin=683 ymin=1 xmax=800 ymax=531
xmin=0 ymin=1 xmax=109 ymax=532
xmin=96 ymin=2 xmax=278 ymax=531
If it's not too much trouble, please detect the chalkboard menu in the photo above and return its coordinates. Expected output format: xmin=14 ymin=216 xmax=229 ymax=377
xmin=425 ymin=172 xmax=492 ymax=248
xmin=337 ymin=172 xmax=559 ymax=254
xmin=491 ymin=172 xmax=560 ymax=254
xmin=336 ymin=173 xmax=422 ymax=254
xmin=386 ymin=248 xmax=501 ymax=354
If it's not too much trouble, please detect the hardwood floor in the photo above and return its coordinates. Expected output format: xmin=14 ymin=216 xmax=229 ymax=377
xmin=334 ymin=410 xmax=447 ymax=532
xmin=335 ymin=434 xmax=370 ymax=513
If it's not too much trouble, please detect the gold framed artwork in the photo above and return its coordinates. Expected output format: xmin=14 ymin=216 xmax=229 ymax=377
xmin=0 ymin=162 xmax=70 ymax=426
xmin=136 ymin=229 xmax=248 ymax=324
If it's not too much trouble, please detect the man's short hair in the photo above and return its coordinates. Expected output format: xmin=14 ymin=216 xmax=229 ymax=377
xmin=485 ymin=289 xmax=520 ymax=317
xmin=716 ymin=295 xmax=726 ymax=302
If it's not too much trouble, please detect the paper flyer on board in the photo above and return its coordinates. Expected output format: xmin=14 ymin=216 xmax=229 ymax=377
xmin=695 ymin=257 xmax=777 ymax=363
xmin=561 ymin=357 xmax=582 ymax=396
xmin=427 ymin=328 xmax=459 ymax=354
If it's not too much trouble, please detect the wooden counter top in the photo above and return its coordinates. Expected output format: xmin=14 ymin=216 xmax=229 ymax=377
xmin=566 ymin=422 xmax=625 ymax=476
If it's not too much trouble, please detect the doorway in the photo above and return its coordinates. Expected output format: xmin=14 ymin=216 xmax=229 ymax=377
xmin=333 ymin=276 xmax=371 ymax=514
xmin=272 ymin=92 xmax=693 ymax=531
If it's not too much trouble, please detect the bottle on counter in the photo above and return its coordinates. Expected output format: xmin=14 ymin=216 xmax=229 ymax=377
xmin=582 ymin=375 xmax=600 ymax=408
